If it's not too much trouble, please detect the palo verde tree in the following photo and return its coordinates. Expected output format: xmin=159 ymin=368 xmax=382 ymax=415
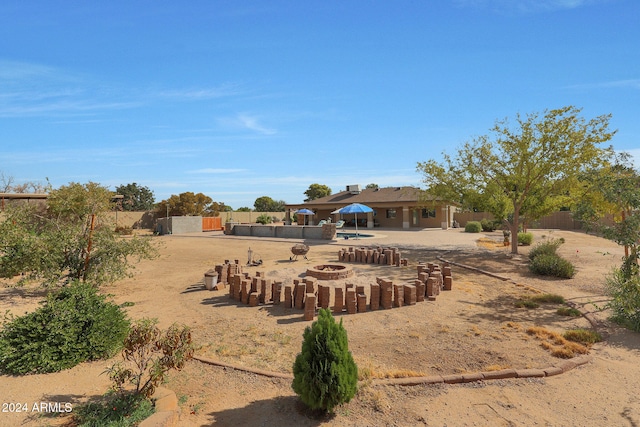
xmin=0 ymin=181 xmax=157 ymax=287
xmin=573 ymin=153 xmax=640 ymax=329
xmin=417 ymin=106 xmax=615 ymax=254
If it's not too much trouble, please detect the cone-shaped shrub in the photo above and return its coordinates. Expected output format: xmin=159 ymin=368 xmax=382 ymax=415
xmin=292 ymin=308 xmax=358 ymax=412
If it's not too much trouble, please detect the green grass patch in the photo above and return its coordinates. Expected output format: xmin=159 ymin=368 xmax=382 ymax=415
xmin=73 ymin=392 xmax=154 ymax=427
xmin=557 ymin=307 xmax=582 ymax=317
xmin=514 ymin=299 xmax=539 ymax=309
xmin=563 ymin=329 xmax=602 ymax=345
xmin=529 ymin=293 xmax=566 ymax=304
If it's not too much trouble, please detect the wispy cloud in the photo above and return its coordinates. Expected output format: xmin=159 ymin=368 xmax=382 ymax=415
xmin=156 ymin=83 xmax=243 ymax=100
xmin=0 ymin=60 xmax=140 ymax=118
xmin=238 ymin=113 xmax=277 ymax=135
xmin=0 ymin=59 xmax=244 ymax=118
xmin=187 ymin=168 xmax=247 ymax=174
xmin=217 ymin=113 xmax=277 ymax=135
xmin=453 ymin=0 xmax=600 ymax=13
xmin=566 ymin=79 xmax=640 ymax=91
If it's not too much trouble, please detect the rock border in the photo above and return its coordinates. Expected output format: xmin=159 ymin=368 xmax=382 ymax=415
xmin=138 ymin=387 xmax=180 ymax=427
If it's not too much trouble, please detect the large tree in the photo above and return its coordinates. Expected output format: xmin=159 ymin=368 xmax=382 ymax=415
xmin=304 ymin=183 xmax=332 ymax=202
xmin=254 ymin=196 xmax=285 ymax=212
xmin=0 ymin=182 xmax=157 ymax=286
xmin=115 ymin=182 xmax=155 ymax=211
xmin=156 ymin=192 xmax=225 ymax=217
xmin=417 ymin=106 xmax=615 ymax=254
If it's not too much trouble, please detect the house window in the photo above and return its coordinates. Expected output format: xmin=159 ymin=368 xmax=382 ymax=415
xmin=422 ymin=208 xmax=436 ymax=218
xmin=386 ymin=209 xmax=396 ymax=219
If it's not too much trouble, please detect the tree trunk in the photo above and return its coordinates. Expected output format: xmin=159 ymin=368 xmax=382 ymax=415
xmin=511 ymin=209 xmax=519 ymax=255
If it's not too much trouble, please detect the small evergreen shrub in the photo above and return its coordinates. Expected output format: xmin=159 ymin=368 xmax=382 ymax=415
xmin=0 ymin=281 xmax=129 ymax=374
xmin=464 ymin=221 xmax=482 ymax=233
xmin=517 ymin=232 xmax=533 ymax=246
xmin=529 ymin=254 xmax=575 ymax=279
xmin=292 ymin=308 xmax=358 ymax=412
xmin=256 ymin=214 xmax=272 ymax=224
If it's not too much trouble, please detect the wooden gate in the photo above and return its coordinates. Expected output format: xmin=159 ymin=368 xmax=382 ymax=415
xmin=202 ymin=217 xmax=223 ymax=231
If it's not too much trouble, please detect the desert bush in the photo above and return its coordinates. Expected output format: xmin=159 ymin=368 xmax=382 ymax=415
xmin=255 ymin=213 xmax=272 ymax=225
xmin=464 ymin=221 xmax=482 ymax=233
xmin=517 ymin=232 xmax=533 ymax=246
xmin=528 ymin=238 xmax=564 ymax=260
xmin=73 ymin=391 xmax=153 ymax=427
xmin=605 ymin=268 xmax=640 ymax=332
xmin=292 ymin=308 xmax=358 ymax=412
xmin=106 ymin=318 xmax=194 ymax=399
xmin=0 ymin=281 xmax=129 ymax=374
xmin=529 ymin=254 xmax=575 ymax=278
xmin=480 ymin=219 xmax=496 ymax=232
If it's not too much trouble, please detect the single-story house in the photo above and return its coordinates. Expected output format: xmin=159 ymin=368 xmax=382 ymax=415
xmin=285 ymin=185 xmax=458 ymax=229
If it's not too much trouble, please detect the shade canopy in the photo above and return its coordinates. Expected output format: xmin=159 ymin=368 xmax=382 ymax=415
xmin=296 ymin=208 xmax=315 ymax=215
xmin=338 ymin=203 xmax=373 ymax=239
xmin=338 ymin=203 xmax=373 ymax=214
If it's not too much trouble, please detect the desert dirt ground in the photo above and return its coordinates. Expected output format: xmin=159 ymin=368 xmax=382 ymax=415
xmin=2 ymin=227 xmax=640 ymax=426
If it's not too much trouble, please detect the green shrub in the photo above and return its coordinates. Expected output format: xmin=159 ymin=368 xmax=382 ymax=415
xmin=517 ymin=232 xmax=533 ymax=246
xmin=256 ymin=213 xmax=272 ymax=225
xmin=464 ymin=221 xmax=482 ymax=233
xmin=528 ymin=238 xmax=564 ymax=260
xmin=529 ymin=254 xmax=575 ymax=279
xmin=292 ymin=308 xmax=358 ymax=412
xmin=74 ymin=391 xmax=154 ymax=427
xmin=480 ymin=219 xmax=497 ymax=232
xmin=0 ymin=281 xmax=130 ymax=374
xmin=605 ymin=268 xmax=640 ymax=332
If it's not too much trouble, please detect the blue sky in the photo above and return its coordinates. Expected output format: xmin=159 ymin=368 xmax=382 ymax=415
xmin=1 ymin=0 xmax=638 ymax=209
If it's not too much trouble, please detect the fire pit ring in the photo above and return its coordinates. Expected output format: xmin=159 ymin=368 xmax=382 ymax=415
xmin=306 ymin=263 xmax=354 ymax=280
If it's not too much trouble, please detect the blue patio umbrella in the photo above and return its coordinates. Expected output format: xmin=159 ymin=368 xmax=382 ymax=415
xmin=338 ymin=203 xmax=373 ymax=238
xmin=296 ymin=208 xmax=315 ymax=225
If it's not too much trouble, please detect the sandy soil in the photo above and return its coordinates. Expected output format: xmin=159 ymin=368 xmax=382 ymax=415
xmin=1 ymin=228 xmax=640 ymax=426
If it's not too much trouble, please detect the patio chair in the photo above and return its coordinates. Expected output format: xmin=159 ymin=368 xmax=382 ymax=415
xmin=317 ymin=219 xmax=327 ymax=226
xmin=335 ymin=220 xmax=345 ymax=229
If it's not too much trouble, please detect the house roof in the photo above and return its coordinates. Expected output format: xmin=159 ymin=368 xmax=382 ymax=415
xmin=287 ymin=186 xmax=448 ymax=209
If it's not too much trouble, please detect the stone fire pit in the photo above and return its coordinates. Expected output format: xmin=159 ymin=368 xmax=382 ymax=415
xmin=306 ymin=264 xmax=354 ymax=280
